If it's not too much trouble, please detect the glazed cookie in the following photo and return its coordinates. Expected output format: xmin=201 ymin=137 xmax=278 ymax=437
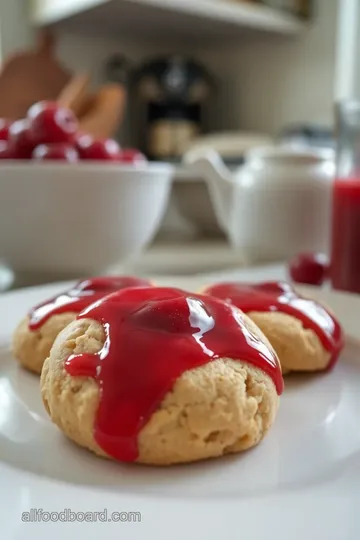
xmin=12 ymin=276 xmax=152 ymax=374
xmin=41 ymin=287 xmax=283 ymax=466
xmin=203 ymin=281 xmax=344 ymax=374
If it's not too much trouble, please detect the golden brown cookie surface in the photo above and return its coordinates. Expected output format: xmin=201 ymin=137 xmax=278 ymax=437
xmin=41 ymin=316 xmax=280 ymax=466
xmin=12 ymin=313 xmax=77 ymax=374
xmin=202 ymin=281 xmax=344 ymax=374
xmin=12 ymin=276 xmax=153 ymax=375
xmin=248 ymin=311 xmax=330 ymax=374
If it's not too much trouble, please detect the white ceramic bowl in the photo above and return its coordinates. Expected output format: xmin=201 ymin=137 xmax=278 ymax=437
xmin=0 ymin=162 xmax=173 ymax=276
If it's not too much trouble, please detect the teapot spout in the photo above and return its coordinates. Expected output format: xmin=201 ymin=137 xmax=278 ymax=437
xmin=183 ymin=149 xmax=233 ymax=233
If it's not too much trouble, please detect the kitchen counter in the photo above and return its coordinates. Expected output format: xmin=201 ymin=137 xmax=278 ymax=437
xmin=4 ymin=239 xmax=287 ymax=291
xmin=115 ymin=239 xmax=248 ymax=277
xmin=3 ymin=239 xmax=249 ymax=291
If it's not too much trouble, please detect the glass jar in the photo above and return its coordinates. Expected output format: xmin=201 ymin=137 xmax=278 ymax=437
xmin=331 ymin=101 xmax=360 ymax=292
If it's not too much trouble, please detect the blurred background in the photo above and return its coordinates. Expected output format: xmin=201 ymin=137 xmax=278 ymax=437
xmin=0 ymin=0 xmax=358 ymax=288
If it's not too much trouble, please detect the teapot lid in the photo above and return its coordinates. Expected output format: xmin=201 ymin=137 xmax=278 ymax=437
xmin=246 ymin=145 xmax=334 ymax=164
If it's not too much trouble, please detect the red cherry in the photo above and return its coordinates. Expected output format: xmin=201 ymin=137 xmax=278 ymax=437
xmin=8 ymin=119 xmax=35 ymax=158
xmin=0 ymin=140 xmax=14 ymax=159
xmin=0 ymin=119 xmax=11 ymax=141
xmin=117 ymin=148 xmax=147 ymax=165
xmin=32 ymin=143 xmax=79 ymax=162
xmin=76 ymin=134 xmax=120 ymax=160
xmin=28 ymin=101 xmax=78 ymax=145
xmin=288 ymin=252 xmax=329 ymax=286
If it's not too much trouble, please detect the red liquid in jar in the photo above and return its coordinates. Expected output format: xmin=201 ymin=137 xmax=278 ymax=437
xmin=64 ymin=287 xmax=283 ymax=462
xmin=331 ymin=178 xmax=360 ymax=292
xmin=204 ymin=281 xmax=344 ymax=370
xmin=29 ymin=276 xmax=152 ymax=330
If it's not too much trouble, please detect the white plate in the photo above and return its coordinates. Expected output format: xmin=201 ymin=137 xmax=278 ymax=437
xmin=1 ymin=277 xmax=360 ymax=540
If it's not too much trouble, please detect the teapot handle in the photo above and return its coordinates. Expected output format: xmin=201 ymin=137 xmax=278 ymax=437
xmin=183 ymin=149 xmax=234 ymax=234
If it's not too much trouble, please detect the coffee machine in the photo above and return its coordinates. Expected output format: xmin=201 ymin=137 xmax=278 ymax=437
xmin=134 ymin=55 xmax=213 ymax=161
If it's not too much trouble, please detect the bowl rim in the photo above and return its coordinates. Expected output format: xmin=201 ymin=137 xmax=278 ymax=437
xmin=0 ymin=160 xmax=174 ymax=174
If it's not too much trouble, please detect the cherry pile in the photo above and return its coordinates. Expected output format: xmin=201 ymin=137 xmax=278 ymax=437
xmin=0 ymin=101 xmax=146 ymax=164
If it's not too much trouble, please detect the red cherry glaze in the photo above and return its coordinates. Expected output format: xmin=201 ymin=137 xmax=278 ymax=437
xmin=117 ymin=148 xmax=147 ymax=164
xmin=76 ymin=134 xmax=120 ymax=161
xmin=32 ymin=143 xmax=79 ymax=162
xmin=28 ymin=276 xmax=152 ymax=330
xmin=28 ymin=101 xmax=78 ymax=145
xmin=289 ymin=252 xmax=329 ymax=286
xmin=64 ymin=286 xmax=283 ymax=462
xmin=8 ymin=119 xmax=35 ymax=158
xmin=204 ymin=281 xmax=344 ymax=370
xmin=0 ymin=119 xmax=11 ymax=141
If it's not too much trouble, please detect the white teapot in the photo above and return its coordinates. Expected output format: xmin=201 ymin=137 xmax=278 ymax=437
xmin=184 ymin=146 xmax=335 ymax=263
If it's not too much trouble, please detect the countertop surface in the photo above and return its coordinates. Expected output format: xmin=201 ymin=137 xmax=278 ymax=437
xmin=3 ymin=239 xmax=286 ymax=291
xmin=115 ymin=239 xmax=248 ymax=276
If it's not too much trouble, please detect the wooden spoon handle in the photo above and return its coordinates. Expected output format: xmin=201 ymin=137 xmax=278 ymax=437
xmin=78 ymin=83 xmax=126 ymax=139
xmin=58 ymin=73 xmax=90 ymax=116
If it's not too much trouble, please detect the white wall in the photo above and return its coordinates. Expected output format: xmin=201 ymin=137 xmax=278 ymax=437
xmin=334 ymin=0 xmax=360 ymax=100
xmin=56 ymin=30 xmax=165 ymax=87
xmin=198 ymin=0 xmax=338 ymax=135
xmin=0 ymin=0 xmax=34 ymax=59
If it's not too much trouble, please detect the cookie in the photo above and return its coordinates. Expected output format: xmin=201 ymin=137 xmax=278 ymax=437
xmin=41 ymin=287 xmax=283 ymax=465
xmin=12 ymin=276 xmax=152 ymax=374
xmin=203 ymin=281 xmax=344 ymax=374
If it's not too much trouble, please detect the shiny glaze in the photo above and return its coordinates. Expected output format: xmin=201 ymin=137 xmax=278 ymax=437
xmin=204 ymin=281 xmax=344 ymax=369
xmin=64 ymin=287 xmax=283 ymax=462
xmin=28 ymin=276 xmax=152 ymax=330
